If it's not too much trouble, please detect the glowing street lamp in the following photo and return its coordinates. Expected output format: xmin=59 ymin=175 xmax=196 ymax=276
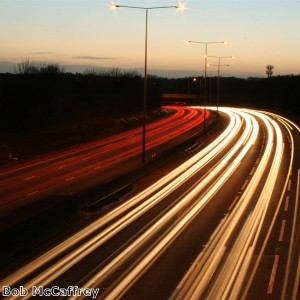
xmin=111 ymin=3 xmax=185 ymax=163
xmin=207 ymin=55 xmax=234 ymax=118
xmin=187 ymin=40 xmax=226 ymax=131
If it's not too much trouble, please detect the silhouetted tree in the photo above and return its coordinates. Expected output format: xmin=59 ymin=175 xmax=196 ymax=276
xmin=266 ymin=65 xmax=274 ymax=78
xmin=14 ymin=59 xmax=65 ymax=75
xmin=39 ymin=63 xmax=65 ymax=74
xmin=14 ymin=59 xmax=39 ymax=74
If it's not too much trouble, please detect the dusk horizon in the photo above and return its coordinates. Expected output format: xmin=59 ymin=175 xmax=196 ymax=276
xmin=0 ymin=59 xmax=297 ymax=79
xmin=1 ymin=0 xmax=300 ymax=78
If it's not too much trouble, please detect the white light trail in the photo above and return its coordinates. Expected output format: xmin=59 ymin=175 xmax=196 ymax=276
xmin=77 ymin=109 xmax=259 ymax=299
xmin=242 ymin=110 xmax=297 ymax=300
xmin=1 ymin=108 xmax=297 ymax=300
xmin=0 ymin=110 xmax=239 ymax=294
xmin=171 ymin=108 xmax=287 ymax=300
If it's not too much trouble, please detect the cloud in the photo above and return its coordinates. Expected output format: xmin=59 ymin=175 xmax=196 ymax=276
xmin=75 ymin=56 xmax=115 ymax=60
xmin=29 ymin=52 xmax=53 ymax=55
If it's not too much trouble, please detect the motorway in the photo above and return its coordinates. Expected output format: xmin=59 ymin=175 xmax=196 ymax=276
xmin=0 ymin=106 xmax=208 ymax=215
xmin=0 ymin=107 xmax=299 ymax=299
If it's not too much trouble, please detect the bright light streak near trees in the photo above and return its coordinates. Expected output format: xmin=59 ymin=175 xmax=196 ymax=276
xmin=171 ymin=108 xmax=287 ymax=299
xmin=0 ymin=106 xmax=205 ymax=208
xmin=1 ymin=107 xmax=298 ymax=300
xmin=72 ymin=109 xmax=260 ymax=298
xmin=0 ymin=109 xmax=238 ymax=293
xmin=260 ymin=111 xmax=300 ymax=300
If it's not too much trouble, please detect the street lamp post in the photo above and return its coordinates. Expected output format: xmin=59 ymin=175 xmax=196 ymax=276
xmin=207 ymin=70 xmax=217 ymax=103
xmin=207 ymin=55 xmax=233 ymax=118
xmin=187 ymin=40 xmax=226 ymax=132
xmin=111 ymin=3 xmax=184 ymax=163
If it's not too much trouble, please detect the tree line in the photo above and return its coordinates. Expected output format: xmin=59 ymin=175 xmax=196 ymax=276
xmin=0 ymin=61 xmax=299 ymax=135
xmin=155 ymin=75 xmax=300 ymax=118
xmin=0 ymin=62 xmax=144 ymax=134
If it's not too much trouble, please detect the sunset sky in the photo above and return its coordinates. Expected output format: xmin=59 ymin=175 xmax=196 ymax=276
xmin=1 ymin=0 xmax=300 ymax=78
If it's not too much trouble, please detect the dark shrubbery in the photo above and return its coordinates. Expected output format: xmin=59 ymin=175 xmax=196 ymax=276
xmin=163 ymin=75 xmax=300 ymax=117
xmin=0 ymin=61 xmax=299 ymax=163
xmin=0 ymin=64 xmax=144 ymax=134
xmin=217 ymin=75 xmax=300 ymax=115
xmin=0 ymin=61 xmax=299 ymax=136
xmin=14 ymin=59 xmax=66 ymax=75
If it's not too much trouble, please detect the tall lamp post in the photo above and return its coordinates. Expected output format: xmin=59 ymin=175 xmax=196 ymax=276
xmin=207 ymin=55 xmax=233 ymax=118
xmin=187 ymin=40 xmax=226 ymax=131
xmin=111 ymin=3 xmax=185 ymax=163
xmin=207 ymin=70 xmax=217 ymax=103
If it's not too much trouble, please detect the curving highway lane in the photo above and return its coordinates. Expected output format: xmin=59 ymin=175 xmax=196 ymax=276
xmin=0 ymin=106 xmax=208 ymax=215
xmin=0 ymin=107 xmax=299 ymax=300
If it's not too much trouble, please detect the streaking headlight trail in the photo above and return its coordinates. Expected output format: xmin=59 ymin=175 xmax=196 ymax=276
xmin=1 ymin=107 xmax=299 ymax=300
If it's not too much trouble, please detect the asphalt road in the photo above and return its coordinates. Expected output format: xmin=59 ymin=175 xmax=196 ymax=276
xmin=0 ymin=106 xmax=209 ymax=215
xmin=0 ymin=107 xmax=299 ymax=300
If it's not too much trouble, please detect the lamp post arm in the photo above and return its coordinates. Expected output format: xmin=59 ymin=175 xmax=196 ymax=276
xmin=115 ymin=5 xmax=177 ymax=10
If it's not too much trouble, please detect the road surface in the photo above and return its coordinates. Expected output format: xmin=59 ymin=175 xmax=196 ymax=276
xmin=0 ymin=107 xmax=299 ymax=300
xmin=0 ymin=106 xmax=209 ymax=215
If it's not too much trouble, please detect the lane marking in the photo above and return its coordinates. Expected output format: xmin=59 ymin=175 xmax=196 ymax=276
xmin=282 ymin=169 xmax=300 ymax=299
xmin=290 ymin=171 xmax=300 ymax=299
xmin=94 ymin=165 xmax=102 ymax=170
xmin=228 ymin=196 xmax=239 ymax=211
xmin=241 ymin=179 xmax=249 ymax=191
xmin=255 ymin=158 xmax=260 ymax=165
xmin=24 ymin=175 xmax=36 ymax=181
xmin=287 ymin=179 xmax=292 ymax=191
xmin=279 ymin=220 xmax=286 ymax=242
xmin=65 ymin=177 xmax=75 ymax=182
xmin=292 ymin=226 xmax=300 ymax=300
xmin=27 ymin=190 xmax=39 ymax=196
xmin=82 ymin=156 xmax=91 ymax=161
xmin=58 ymin=165 xmax=66 ymax=169
xmin=250 ymin=167 xmax=256 ymax=176
xmin=284 ymin=196 xmax=289 ymax=212
xmin=267 ymin=255 xmax=280 ymax=294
